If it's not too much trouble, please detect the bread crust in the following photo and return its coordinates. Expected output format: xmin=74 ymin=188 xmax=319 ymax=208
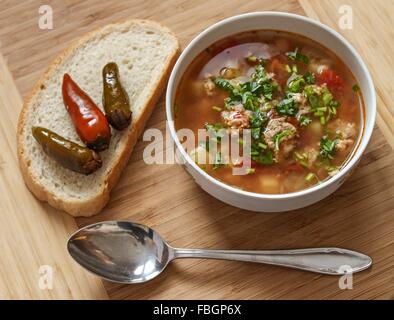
xmin=17 ymin=20 xmax=180 ymax=217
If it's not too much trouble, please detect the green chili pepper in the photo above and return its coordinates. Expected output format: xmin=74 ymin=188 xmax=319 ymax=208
xmin=102 ymin=62 xmax=132 ymax=130
xmin=32 ymin=127 xmax=102 ymax=175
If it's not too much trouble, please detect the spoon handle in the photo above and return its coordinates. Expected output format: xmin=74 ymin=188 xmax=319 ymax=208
xmin=172 ymin=247 xmax=372 ymax=275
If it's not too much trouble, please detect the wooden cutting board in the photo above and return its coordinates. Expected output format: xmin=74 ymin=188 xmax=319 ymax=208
xmin=0 ymin=0 xmax=393 ymax=299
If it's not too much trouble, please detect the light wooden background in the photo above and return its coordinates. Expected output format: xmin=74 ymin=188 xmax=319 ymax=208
xmin=0 ymin=0 xmax=393 ymax=299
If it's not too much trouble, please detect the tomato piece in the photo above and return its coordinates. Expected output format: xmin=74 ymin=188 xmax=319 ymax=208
xmin=317 ymin=69 xmax=344 ymax=93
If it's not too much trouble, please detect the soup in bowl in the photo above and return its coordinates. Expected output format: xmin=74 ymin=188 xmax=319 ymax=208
xmin=166 ymin=12 xmax=375 ymax=212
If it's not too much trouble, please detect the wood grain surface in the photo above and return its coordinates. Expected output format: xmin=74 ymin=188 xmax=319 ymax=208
xmin=0 ymin=0 xmax=393 ymax=299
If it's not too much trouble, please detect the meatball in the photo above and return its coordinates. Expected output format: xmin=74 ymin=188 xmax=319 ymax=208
xmin=264 ymin=117 xmax=298 ymax=161
xmin=264 ymin=117 xmax=297 ymax=150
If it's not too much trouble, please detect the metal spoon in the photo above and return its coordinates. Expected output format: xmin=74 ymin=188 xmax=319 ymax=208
xmin=67 ymin=221 xmax=372 ymax=284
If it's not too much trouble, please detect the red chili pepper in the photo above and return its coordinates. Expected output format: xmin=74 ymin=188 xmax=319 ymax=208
xmin=62 ymin=73 xmax=111 ymax=151
xmin=317 ymin=69 xmax=344 ymax=93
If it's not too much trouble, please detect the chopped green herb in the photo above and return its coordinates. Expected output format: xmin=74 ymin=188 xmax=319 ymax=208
xmin=212 ymin=105 xmax=222 ymax=112
xmin=261 ymin=102 xmax=273 ymax=112
xmin=258 ymin=142 xmax=267 ymax=149
xmin=251 ymin=127 xmax=261 ymax=140
xmin=246 ymin=167 xmax=256 ymax=174
xmin=276 ymin=97 xmax=298 ymax=116
xmin=242 ymin=91 xmax=259 ymax=110
xmin=224 ymin=97 xmax=241 ymax=109
xmin=246 ymin=55 xmax=258 ymax=63
xmin=294 ymin=151 xmax=309 ymax=168
xmin=215 ymin=62 xmax=278 ymax=112
xmin=352 ymin=84 xmax=360 ymax=92
xmin=262 ymin=82 xmax=277 ymax=100
xmin=322 ymin=91 xmax=333 ymax=106
xmin=250 ymin=110 xmax=268 ymax=128
xmin=251 ymin=149 xmax=274 ymax=165
xmin=304 ymin=72 xmax=316 ymax=84
xmin=253 ymin=63 xmax=266 ymax=80
xmin=287 ymin=73 xmax=305 ymax=93
xmin=213 ymin=152 xmax=224 ymax=169
xmin=299 ymin=115 xmax=312 ymax=126
xmin=213 ymin=77 xmax=235 ymax=93
xmin=205 ymin=122 xmax=223 ymax=131
xmin=292 ymin=65 xmax=298 ymax=73
xmin=320 ymin=136 xmax=338 ymax=159
xmin=305 ymin=172 xmax=319 ymax=183
xmin=286 ymin=48 xmax=310 ymax=64
xmin=273 ymin=130 xmax=293 ymax=150
xmin=304 ymin=85 xmax=340 ymax=124
xmin=304 ymin=85 xmax=315 ymax=97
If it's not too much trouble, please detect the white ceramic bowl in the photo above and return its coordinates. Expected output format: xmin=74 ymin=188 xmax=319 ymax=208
xmin=166 ymin=12 xmax=376 ymax=212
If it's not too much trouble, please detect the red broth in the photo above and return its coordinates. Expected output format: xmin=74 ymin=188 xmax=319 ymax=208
xmin=175 ymin=30 xmax=364 ymax=194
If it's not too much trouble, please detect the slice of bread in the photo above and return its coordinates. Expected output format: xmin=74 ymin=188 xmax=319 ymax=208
xmin=17 ymin=20 xmax=180 ymax=217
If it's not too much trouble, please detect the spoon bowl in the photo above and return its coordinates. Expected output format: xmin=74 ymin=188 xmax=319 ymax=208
xmin=68 ymin=221 xmax=372 ymax=284
xmin=67 ymin=221 xmax=172 ymax=283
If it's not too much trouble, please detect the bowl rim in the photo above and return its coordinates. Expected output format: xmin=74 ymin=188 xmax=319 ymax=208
xmin=165 ymin=11 xmax=376 ymax=200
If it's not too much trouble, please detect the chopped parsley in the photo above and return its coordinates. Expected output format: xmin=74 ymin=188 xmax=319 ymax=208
xmin=276 ymin=96 xmax=298 ymax=116
xmin=304 ymin=72 xmax=316 ymax=84
xmin=251 ymin=127 xmax=261 ymax=140
xmin=319 ymin=136 xmax=338 ymax=159
xmin=286 ymin=48 xmax=310 ymax=65
xmin=287 ymin=73 xmax=306 ymax=93
xmin=252 ymin=148 xmax=274 ymax=165
xmin=299 ymin=115 xmax=312 ymax=126
xmin=304 ymin=85 xmax=340 ymax=124
xmin=273 ymin=130 xmax=293 ymax=150
xmin=258 ymin=142 xmax=267 ymax=149
xmin=352 ymin=84 xmax=360 ymax=92
xmin=213 ymin=152 xmax=224 ymax=169
xmin=213 ymin=77 xmax=235 ymax=93
xmin=213 ymin=62 xmax=278 ymax=112
xmin=250 ymin=140 xmax=274 ymax=165
xmin=250 ymin=110 xmax=268 ymax=128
